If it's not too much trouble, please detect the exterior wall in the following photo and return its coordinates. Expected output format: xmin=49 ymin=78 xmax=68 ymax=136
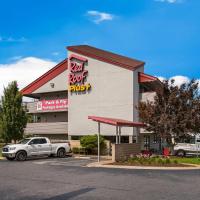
xmin=25 ymin=122 xmax=68 ymax=135
xmin=35 ymin=134 xmax=68 ymax=140
xmin=132 ymin=67 xmax=144 ymax=142
xmin=69 ymin=140 xmax=81 ymax=148
xmin=33 ymin=70 xmax=68 ymax=94
xmin=112 ymin=143 xmax=141 ymax=162
xmin=68 ymin=50 xmax=144 ymax=137
xmin=140 ymin=92 xmax=156 ymax=102
xmin=39 ymin=92 xmax=68 ymax=100
xmin=37 ymin=112 xmax=68 ymax=122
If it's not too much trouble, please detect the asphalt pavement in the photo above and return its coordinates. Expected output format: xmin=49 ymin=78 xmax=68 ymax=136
xmin=0 ymin=156 xmax=200 ymax=200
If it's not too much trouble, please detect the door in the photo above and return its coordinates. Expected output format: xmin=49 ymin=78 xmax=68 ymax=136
xmin=27 ymin=139 xmax=41 ymax=156
xmin=38 ymin=138 xmax=52 ymax=155
xmin=195 ymin=137 xmax=200 ymax=155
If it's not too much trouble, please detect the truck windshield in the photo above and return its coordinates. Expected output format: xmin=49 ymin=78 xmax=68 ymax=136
xmin=18 ymin=139 xmax=30 ymax=144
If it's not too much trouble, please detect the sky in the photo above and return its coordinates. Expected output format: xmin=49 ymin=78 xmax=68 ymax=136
xmin=0 ymin=0 xmax=200 ymax=96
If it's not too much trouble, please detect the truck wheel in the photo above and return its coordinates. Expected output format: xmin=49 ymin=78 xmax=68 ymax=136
xmin=57 ymin=148 xmax=66 ymax=158
xmin=6 ymin=157 xmax=15 ymax=161
xmin=16 ymin=151 xmax=27 ymax=161
xmin=176 ymin=150 xmax=185 ymax=157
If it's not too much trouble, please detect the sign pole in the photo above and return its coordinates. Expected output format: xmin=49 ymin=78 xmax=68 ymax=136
xmin=98 ymin=122 xmax=100 ymax=163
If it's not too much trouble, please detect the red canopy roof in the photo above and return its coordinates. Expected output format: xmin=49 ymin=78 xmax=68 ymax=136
xmin=88 ymin=116 xmax=145 ymax=127
xmin=138 ymin=72 xmax=158 ymax=83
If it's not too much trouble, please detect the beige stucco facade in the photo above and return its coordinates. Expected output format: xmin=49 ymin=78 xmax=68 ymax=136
xmin=68 ymin=51 xmax=144 ymax=137
xmin=33 ymin=70 xmax=68 ymax=94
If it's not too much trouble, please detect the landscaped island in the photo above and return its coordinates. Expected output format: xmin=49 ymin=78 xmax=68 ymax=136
xmin=113 ymin=155 xmax=200 ymax=167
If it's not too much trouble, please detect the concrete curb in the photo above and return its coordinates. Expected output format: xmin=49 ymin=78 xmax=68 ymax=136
xmin=0 ymin=157 xmax=5 ymax=160
xmin=87 ymin=161 xmax=200 ymax=170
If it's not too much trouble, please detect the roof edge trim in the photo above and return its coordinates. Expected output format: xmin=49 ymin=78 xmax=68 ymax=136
xmin=67 ymin=46 xmax=145 ymax=71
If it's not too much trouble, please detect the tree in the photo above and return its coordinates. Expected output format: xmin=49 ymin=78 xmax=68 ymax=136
xmin=1 ymin=81 xmax=27 ymax=143
xmin=80 ymin=134 xmax=105 ymax=154
xmin=0 ymin=104 xmax=3 ymax=140
xmin=138 ymin=79 xmax=200 ymax=144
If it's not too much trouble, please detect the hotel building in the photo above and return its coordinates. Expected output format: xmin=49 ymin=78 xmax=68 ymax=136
xmin=21 ymin=45 xmax=161 ymax=150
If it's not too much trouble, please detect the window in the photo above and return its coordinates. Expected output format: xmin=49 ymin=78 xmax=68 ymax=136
xmin=144 ymin=135 xmax=150 ymax=150
xmin=39 ymin=138 xmax=47 ymax=144
xmin=18 ymin=139 xmax=31 ymax=144
xmin=153 ymin=134 xmax=159 ymax=144
xmin=29 ymin=139 xmax=40 ymax=145
xmin=29 ymin=138 xmax=47 ymax=145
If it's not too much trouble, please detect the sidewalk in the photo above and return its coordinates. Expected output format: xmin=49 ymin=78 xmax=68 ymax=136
xmin=73 ymin=155 xmax=112 ymax=160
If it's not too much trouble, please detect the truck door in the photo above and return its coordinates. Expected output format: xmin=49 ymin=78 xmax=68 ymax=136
xmin=187 ymin=137 xmax=196 ymax=154
xmin=195 ymin=137 xmax=200 ymax=155
xmin=38 ymin=138 xmax=52 ymax=155
xmin=28 ymin=139 xmax=41 ymax=156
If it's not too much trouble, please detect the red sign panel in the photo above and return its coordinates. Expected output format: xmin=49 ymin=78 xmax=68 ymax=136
xmin=68 ymin=54 xmax=91 ymax=93
xmin=36 ymin=99 xmax=68 ymax=111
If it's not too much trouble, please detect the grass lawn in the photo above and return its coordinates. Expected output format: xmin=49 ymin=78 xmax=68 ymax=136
xmin=171 ymin=157 xmax=200 ymax=165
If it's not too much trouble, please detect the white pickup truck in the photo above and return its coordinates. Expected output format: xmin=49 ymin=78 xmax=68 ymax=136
xmin=174 ymin=134 xmax=200 ymax=157
xmin=2 ymin=137 xmax=71 ymax=161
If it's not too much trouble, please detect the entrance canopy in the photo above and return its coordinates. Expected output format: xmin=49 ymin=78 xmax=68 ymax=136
xmin=88 ymin=116 xmax=145 ymax=127
xmin=88 ymin=116 xmax=145 ymax=162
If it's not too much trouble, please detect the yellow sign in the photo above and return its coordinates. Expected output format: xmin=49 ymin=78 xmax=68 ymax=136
xmin=69 ymin=83 xmax=91 ymax=92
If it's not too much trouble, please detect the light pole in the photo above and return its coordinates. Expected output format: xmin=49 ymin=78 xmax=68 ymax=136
xmin=98 ymin=122 xmax=100 ymax=162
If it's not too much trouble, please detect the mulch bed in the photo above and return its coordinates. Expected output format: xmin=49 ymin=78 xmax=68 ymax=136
xmin=110 ymin=162 xmax=190 ymax=167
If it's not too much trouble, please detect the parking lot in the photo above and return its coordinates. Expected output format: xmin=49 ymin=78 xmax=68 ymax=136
xmin=0 ymin=157 xmax=200 ymax=200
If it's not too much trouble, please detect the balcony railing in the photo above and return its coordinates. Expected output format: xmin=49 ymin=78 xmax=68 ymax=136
xmin=24 ymin=122 xmax=68 ymax=135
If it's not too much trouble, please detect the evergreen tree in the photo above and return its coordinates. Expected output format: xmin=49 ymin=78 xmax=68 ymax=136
xmin=0 ymin=103 xmax=3 ymax=139
xmin=138 ymin=79 xmax=200 ymax=143
xmin=1 ymin=81 xmax=27 ymax=143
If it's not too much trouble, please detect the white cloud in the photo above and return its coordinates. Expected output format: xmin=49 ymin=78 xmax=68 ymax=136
xmin=170 ymin=75 xmax=190 ymax=86
xmin=0 ymin=36 xmax=27 ymax=43
xmin=0 ymin=57 xmax=57 ymax=99
xmin=155 ymin=0 xmax=182 ymax=3
xmin=157 ymin=76 xmax=166 ymax=82
xmin=87 ymin=10 xmax=114 ymax=24
xmin=158 ymin=75 xmax=191 ymax=87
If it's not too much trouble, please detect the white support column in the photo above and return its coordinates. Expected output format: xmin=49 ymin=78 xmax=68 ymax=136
xmin=98 ymin=122 xmax=100 ymax=163
xmin=129 ymin=135 xmax=133 ymax=144
xmin=119 ymin=126 xmax=121 ymax=144
xmin=116 ymin=126 xmax=118 ymax=144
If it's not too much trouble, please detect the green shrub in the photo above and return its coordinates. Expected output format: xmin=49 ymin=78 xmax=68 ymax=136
xmin=173 ymin=160 xmax=178 ymax=164
xmin=72 ymin=147 xmax=80 ymax=154
xmin=157 ymin=158 xmax=164 ymax=165
xmin=165 ymin=158 xmax=171 ymax=164
xmin=80 ymin=134 xmax=105 ymax=154
xmin=0 ymin=143 xmax=5 ymax=148
xmin=147 ymin=159 xmax=152 ymax=165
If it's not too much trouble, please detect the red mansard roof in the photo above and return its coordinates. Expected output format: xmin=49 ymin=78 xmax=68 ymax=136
xmin=88 ymin=116 xmax=145 ymax=127
xmin=67 ymin=45 xmax=145 ymax=71
xmin=21 ymin=59 xmax=68 ymax=95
